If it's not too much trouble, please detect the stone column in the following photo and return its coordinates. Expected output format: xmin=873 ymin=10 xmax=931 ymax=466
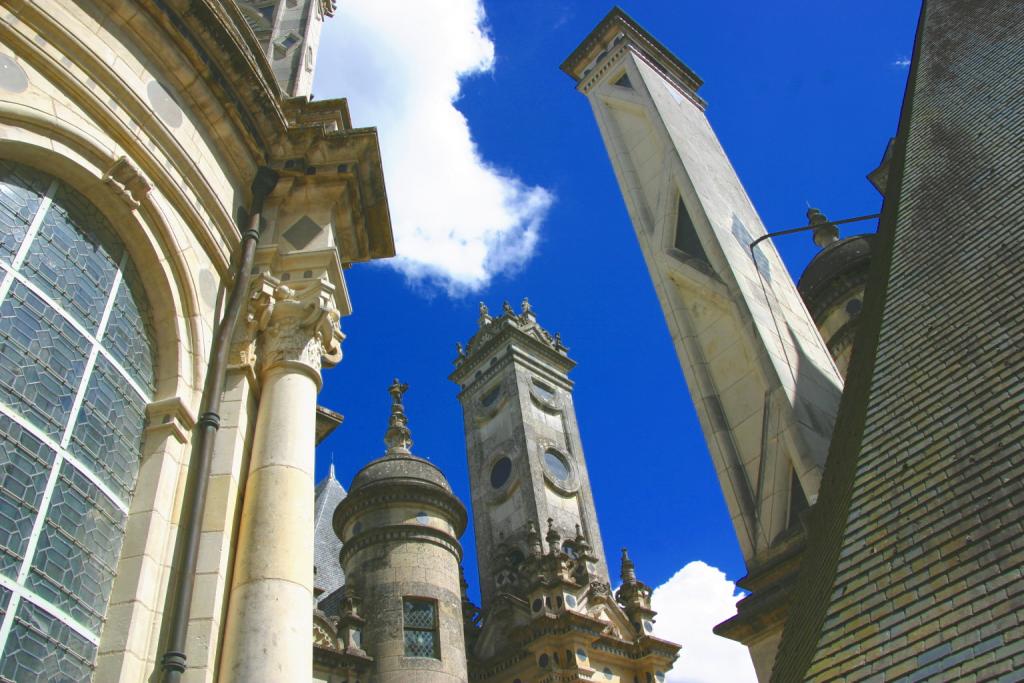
xmin=218 ymin=276 xmax=342 ymax=682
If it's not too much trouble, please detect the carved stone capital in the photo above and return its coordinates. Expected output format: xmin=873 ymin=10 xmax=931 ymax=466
xmin=247 ymin=274 xmax=344 ymax=387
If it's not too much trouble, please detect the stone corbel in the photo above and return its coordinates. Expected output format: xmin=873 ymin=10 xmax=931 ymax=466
xmin=145 ymin=396 xmax=197 ymax=445
xmin=103 ymin=156 xmax=151 ymax=209
xmin=248 ymin=273 xmax=344 ymax=387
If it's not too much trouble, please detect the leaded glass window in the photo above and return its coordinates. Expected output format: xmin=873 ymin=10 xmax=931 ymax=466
xmin=0 ymin=161 xmax=155 ymax=678
xmin=403 ymin=598 xmax=439 ymax=658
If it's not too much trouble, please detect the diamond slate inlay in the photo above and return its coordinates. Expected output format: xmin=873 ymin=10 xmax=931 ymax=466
xmin=283 ymin=216 xmax=322 ymax=250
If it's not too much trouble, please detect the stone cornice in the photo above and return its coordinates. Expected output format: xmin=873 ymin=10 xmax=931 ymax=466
xmin=333 ymin=480 xmax=469 ymax=537
xmin=339 ymin=523 xmax=464 ymax=563
xmin=560 ymin=6 xmax=705 ymax=109
xmin=143 ymin=0 xmax=394 ymax=258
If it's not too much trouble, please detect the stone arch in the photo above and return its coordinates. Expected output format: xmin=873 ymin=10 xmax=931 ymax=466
xmin=0 ymin=123 xmax=204 ymax=405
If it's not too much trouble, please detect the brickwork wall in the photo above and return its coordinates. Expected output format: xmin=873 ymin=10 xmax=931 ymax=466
xmin=773 ymin=1 xmax=1024 ymax=679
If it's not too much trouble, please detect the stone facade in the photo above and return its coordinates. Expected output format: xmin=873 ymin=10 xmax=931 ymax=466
xmin=0 ymin=1 xmax=391 ymax=680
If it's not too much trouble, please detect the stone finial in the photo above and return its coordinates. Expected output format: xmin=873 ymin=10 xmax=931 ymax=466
xmin=521 ymin=297 xmax=534 ymax=317
xmin=328 ymin=462 xmax=336 ymax=480
xmin=807 ymin=207 xmax=840 ymax=248
xmin=554 ymin=332 xmax=567 ymax=352
xmin=478 ymin=302 xmax=492 ymax=326
xmin=527 ymin=520 xmax=543 ymax=557
xmin=383 ymin=378 xmax=413 ymax=454
xmin=620 ymin=547 xmax=637 ymax=584
xmin=546 ymin=518 xmax=561 ymax=556
xmin=575 ymin=524 xmax=592 ymax=555
xmin=502 ymin=300 xmax=515 ymax=317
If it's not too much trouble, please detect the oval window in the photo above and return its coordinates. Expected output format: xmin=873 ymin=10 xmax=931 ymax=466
xmin=543 ymin=448 xmax=571 ymax=482
xmin=490 ymin=457 xmax=512 ymax=488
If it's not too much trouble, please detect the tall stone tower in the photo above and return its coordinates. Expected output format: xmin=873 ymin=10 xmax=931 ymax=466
xmin=333 ymin=380 xmax=469 ymax=683
xmin=562 ymin=9 xmax=844 ymax=677
xmin=451 ymin=301 xmax=679 ymax=681
xmin=450 ymin=300 xmax=609 ymax=611
xmin=235 ymin=0 xmax=335 ymax=97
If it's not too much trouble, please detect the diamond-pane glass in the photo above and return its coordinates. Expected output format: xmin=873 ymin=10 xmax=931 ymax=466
xmin=0 ymin=281 xmax=89 ymax=439
xmin=0 ymin=163 xmax=154 ymax=676
xmin=0 ymin=415 xmax=54 ymax=579
xmin=25 ymin=463 xmax=125 ymax=633
xmin=66 ymin=355 xmax=147 ymax=501
xmin=404 ymin=599 xmax=435 ymax=628
xmin=403 ymin=598 xmax=439 ymax=658
xmin=101 ymin=259 xmax=155 ymax=392
xmin=404 ymin=629 xmax=438 ymax=658
xmin=1 ymin=599 xmax=95 ymax=683
xmin=20 ymin=185 xmax=122 ymax=335
xmin=0 ymin=161 xmax=51 ymax=264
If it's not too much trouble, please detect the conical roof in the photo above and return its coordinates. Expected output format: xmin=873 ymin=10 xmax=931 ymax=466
xmin=313 ymin=463 xmax=346 ymax=602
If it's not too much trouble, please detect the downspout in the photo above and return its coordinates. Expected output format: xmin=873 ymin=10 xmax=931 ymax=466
xmin=160 ymin=166 xmax=279 ymax=681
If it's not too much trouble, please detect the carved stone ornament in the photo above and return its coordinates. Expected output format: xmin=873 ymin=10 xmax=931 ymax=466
xmin=248 ymin=274 xmax=344 ymax=384
xmin=103 ymin=156 xmax=151 ymax=208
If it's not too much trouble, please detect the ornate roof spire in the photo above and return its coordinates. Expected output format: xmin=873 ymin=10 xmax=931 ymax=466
xmin=620 ymin=547 xmax=637 ymax=584
xmin=383 ymin=378 xmax=412 ymax=455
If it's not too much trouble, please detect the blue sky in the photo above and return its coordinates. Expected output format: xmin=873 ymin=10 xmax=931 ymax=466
xmin=313 ymin=2 xmax=919 ymax=678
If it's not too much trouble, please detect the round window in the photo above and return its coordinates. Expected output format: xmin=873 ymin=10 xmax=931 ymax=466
xmin=490 ymin=457 xmax=512 ymax=488
xmin=543 ymin=448 xmax=571 ymax=482
xmin=539 ymin=653 xmax=549 ymax=668
xmin=576 ymin=647 xmax=587 ymax=661
xmin=644 ymin=619 xmax=654 ymax=633
xmin=532 ymin=598 xmax=543 ymax=612
xmin=566 ymin=594 xmax=578 ymax=608
xmin=416 ymin=512 xmax=430 ymax=525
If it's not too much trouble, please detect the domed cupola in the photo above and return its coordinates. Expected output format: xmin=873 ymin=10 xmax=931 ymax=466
xmin=797 ymin=208 xmax=875 ymax=377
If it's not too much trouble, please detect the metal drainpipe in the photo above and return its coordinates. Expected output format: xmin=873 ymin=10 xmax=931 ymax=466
xmin=159 ymin=166 xmax=279 ymax=682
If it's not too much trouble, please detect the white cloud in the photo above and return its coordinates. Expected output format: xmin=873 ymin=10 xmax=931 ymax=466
xmin=893 ymin=56 xmax=911 ymax=67
xmin=314 ymin=1 xmax=554 ymax=294
xmin=650 ymin=561 xmax=758 ymax=683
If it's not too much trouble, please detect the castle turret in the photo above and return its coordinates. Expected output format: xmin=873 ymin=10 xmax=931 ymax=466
xmin=797 ymin=208 xmax=875 ymax=378
xmin=333 ymin=380 xmax=469 ymax=682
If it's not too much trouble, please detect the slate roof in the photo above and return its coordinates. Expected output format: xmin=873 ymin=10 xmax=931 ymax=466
xmin=773 ymin=1 xmax=1024 ymax=679
xmin=313 ymin=464 xmax=346 ymax=609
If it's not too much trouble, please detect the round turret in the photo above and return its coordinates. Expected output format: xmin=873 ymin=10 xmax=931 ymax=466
xmin=797 ymin=209 xmax=875 ymax=377
xmin=333 ymin=380 xmax=468 ymax=683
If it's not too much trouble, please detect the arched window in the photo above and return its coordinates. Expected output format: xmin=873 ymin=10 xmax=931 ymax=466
xmin=0 ymin=161 xmax=155 ymax=679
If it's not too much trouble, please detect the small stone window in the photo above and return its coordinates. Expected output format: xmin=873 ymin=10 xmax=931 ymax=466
xmin=403 ymin=598 xmax=439 ymax=658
